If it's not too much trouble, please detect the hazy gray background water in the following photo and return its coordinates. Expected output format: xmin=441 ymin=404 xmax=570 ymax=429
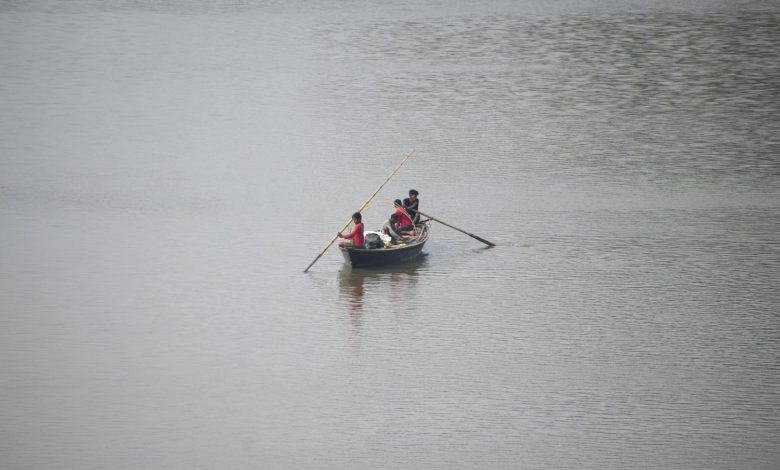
xmin=2 ymin=1 xmax=779 ymax=468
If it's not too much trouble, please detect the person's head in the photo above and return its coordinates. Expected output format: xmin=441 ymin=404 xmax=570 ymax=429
xmin=390 ymin=213 xmax=399 ymax=223
xmin=408 ymin=189 xmax=418 ymax=200
xmin=352 ymin=212 xmax=362 ymax=223
xmin=394 ymin=199 xmax=403 ymax=207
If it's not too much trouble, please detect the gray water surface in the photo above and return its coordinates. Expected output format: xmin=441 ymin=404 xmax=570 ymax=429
xmin=1 ymin=1 xmax=779 ymax=469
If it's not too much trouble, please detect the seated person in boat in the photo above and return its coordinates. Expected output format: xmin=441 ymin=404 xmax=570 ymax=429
xmin=403 ymin=189 xmax=420 ymax=224
xmin=338 ymin=212 xmax=364 ymax=248
xmin=382 ymin=213 xmax=404 ymax=244
xmin=393 ymin=199 xmax=415 ymax=235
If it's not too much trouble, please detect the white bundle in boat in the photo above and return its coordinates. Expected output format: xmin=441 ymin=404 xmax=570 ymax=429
xmin=365 ymin=230 xmax=391 ymax=247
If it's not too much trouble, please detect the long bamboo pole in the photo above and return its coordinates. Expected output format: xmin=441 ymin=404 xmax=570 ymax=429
xmin=303 ymin=149 xmax=415 ymax=272
xmin=416 ymin=210 xmax=496 ymax=247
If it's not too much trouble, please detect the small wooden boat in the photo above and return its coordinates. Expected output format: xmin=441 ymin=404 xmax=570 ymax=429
xmin=340 ymin=222 xmax=430 ymax=268
xmin=303 ymin=151 xmax=493 ymax=274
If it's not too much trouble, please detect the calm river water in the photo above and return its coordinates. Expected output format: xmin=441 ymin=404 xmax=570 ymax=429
xmin=1 ymin=1 xmax=779 ymax=468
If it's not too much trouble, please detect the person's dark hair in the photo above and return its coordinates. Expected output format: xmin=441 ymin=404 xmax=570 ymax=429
xmin=409 ymin=189 xmax=418 ymax=196
xmin=352 ymin=212 xmax=362 ymax=222
xmin=390 ymin=213 xmax=399 ymax=222
xmin=394 ymin=199 xmax=403 ymax=207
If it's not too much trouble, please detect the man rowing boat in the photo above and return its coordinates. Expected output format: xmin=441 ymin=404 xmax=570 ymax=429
xmin=403 ymin=189 xmax=420 ymax=224
xmin=337 ymin=212 xmax=364 ymax=248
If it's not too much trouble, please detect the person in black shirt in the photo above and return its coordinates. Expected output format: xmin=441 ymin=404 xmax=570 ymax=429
xmin=403 ymin=189 xmax=420 ymax=224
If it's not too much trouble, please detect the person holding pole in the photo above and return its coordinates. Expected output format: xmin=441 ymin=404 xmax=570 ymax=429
xmin=303 ymin=149 xmax=414 ymax=272
xmin=338 ymin=212 xmax=364 ymax=248
xmin=403 ymin=189 xmax=420 ymax=224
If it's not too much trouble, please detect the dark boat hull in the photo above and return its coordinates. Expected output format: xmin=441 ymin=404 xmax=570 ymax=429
xmin=341 ymin=241 xmax=427 ymax=268
xmin=340 ymin=222 xmax=429 ymax=268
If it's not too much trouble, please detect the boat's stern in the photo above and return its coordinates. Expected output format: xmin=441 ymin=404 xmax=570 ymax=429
xmin=339 ymin=246 xmax=354 ymax=266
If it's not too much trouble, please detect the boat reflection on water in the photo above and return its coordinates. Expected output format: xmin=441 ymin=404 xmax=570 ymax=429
xmin=337 ymin=256 xmax=428 ymax=332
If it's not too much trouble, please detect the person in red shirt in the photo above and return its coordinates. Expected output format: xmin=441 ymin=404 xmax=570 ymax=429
xmin=338 ymin=212 xmax=364 ymax=248
xmin=393 ymin=199 xmax=415 ymax=235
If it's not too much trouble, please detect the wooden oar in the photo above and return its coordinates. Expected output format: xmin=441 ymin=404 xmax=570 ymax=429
xmin=303 ymin=149 xmax=415 ymax=272
xmin=416 ymin=210 xmax=496 ymax=247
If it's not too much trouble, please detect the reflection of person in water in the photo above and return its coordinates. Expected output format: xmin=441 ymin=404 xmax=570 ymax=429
xmin=339 ymin=260 xmax=426 ymax=335
xmin=339 ymin=270 xmax=365 ymax=332
xmin=348 ymin=280 xmax=363 ymax=315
